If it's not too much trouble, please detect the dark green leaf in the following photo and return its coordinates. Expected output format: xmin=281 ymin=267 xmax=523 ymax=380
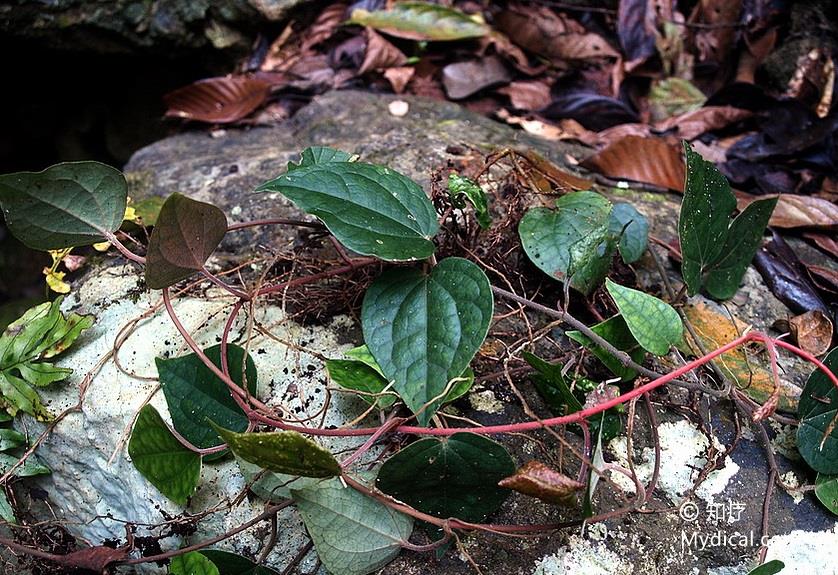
xmin=703 ymin=197 xmax=778 ymax=299
xmin=362 ymin=257 xmax=492 ymax=424
xmin=0 ymin=161 xmax=127 ymax=250
xmin=344 ymin=345 xmax=385 ymax=376
xmin=348 ymin=2 xmax=489 ymax=41
xmin=170 ymin=551 xmax=219 ymax=575
xmin=567 ymin=315 xmax=645 ymax=381
xmin=157 ymin=344 xmax=256 ymax=459
xmin=747 ymin=560 xmax=784 ymax=575
xmin=236 ymin=457 xmax=318 ymax=501
xmin=199 ymin=550 xmax=280 ymax=575
xmin=797 ymin=348 xmax=838 ymax=474
xmin=292 ymin=477 xmax=413 ymax=575
xmin=213 ymin=425 xmax=340 ymax=478
xmin=0 ymin=429 xmax=25 ymax=452
xmin=256 ymin=159 xmax=438 ymax=262
xmin=287 ymin=147 xmax=354 ymax=171
xmin=815 ymin=473 xmax=838 ymax=515
xmin=605 ymin=279 xmax=682 ymax=356
xmin=523 ymin=352 xmax=582 ymax=413
xmin=448 ymin=174 xmax=490 ymax=229
xmin=145 ymin=193 xmax=228 ymax=289
xmin=0 ymin=490 xmax=14 ymax=523
xmin=0 ymin=453 xmax=50 ymax=477
xmin=376 ymin=432 xmax=515 ymax=522
xmin=326 ymin=359 xmax=398 ymax=409
xmin=0 ymin=297 xmax=93 ymax=418
xmin=128 ymin=405 xmax=201 ymax=505
xmin=519 ymin=191 xmax=614 ymax=295
xmin=608 ymin=203 xmax=648 ymax=264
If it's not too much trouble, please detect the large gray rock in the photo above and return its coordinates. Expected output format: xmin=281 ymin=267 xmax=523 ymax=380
xmin=11 ymin=90 xmax=836 ymax=574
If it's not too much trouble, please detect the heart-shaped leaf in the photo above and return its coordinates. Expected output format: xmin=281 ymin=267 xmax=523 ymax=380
xmin=213 ymin=425 xmax=340 ymax=478
xmin=326 ymin=359 xmax=398 ymax=409
xmin=157 ymin=344 xmax=257 ymax=460
xmin=519 ymin=191 xmax=614 ymax=295
xmin=608 ymin=202 xmax=648 ymax=264
xmin=567 ymin=315 xmax=645 ymax=381
xmin=498 ymin=460 xmax=584 ymax=506
xmin=128 ymin=405 xmax=201 ymax=506
xmin=348 ymin=2 xmax=489 ymax=41
xmin=292 ymin=477 xmax=413 ymax=575
xmin=605 ymin=279 xmax=682 ymax=356
xmin=0 ymin=162 xmax=127 ymax=250
xmin=376 ymin=432 xmax=515 ymax=522
xmin=236 ymin=457 xmax=319 ymax=502
xmin=797 ymin=347 xmax=838 ymax=474
xmin=815 ymin=473 xmax=838 ymax=515
xmin=199 ymin=550 xmax=280 ymax=575
xmin=362 ymin=257 xmax=492 ymax=424
xmin=170 ymin=552 xmax=219 ymax=575
xmin=679 ymin=142 xmax=776 ymax=299
xmin=145 ymin=193 xmax=228 ymax=289
xmin=256 ymin=156 xmax=439 ymax=261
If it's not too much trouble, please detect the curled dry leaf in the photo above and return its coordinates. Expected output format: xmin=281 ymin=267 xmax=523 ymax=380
xmin=753 ymin=233 xmax=829 ymax=316
xmin=654 ymin=106 xmax=752 ymax=140
xmin=516 ymin=149 xmax=592 ymax=191
xmin=580 ymin=136 xmax=686 ymax=191
xmin=497 ymin=80 xmax=552 ymax=111
xmin=383 ymin=66 xmax=415 ymax=93
xmin=496 ymin=4 xmax=619 ymax=62
xmin=487 ymin=31 xmax=547 ymax=76
xmin=442 ymin=56 xmax=511 ymax=100
xmin=807 ymin=264 xmax=838 ymax=296
xmin=498 ymin=460 xmax=584 ymax=506
xmin=360 ymin=28 xmax=408 ymax=74
xmin=789 ymin=310 xmax=834 ymax=357
xmin=164 ymin=76 xmax=272 ymax=124
xmin=737 ymin=193 xmax=838 ymax=230
xmin=803 ymin=232 xmax=838 ymax=259
xmin=301 ymin=3 xmax=349 ymax=53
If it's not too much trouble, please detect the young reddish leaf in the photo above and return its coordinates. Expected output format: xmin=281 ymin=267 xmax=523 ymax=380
xmin=498 ymin=460 xmax=584 ymax=506
xmin=581 ymin=136 xmax=686 ymax=191
xmin=164 ymin=76 xmax=272 ymax=124
xmin=145 ymin=193 xmax=228 ymax=289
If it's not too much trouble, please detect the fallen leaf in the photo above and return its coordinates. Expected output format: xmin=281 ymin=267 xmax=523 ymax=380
xmin=442 ymin=56 xmax=511 ymax=100
xmin=516 ymin=149 xmax=592 ymax=191
xmin=804 ymin=232 xmax=838 ymax=259
xmin=617 ymin=0 xmax=664 ymax=69
xmin=648 ymin=77 xmax=707 ymax=122
xmin=807 ymin=264 xmax=838 ymax=295
xmin=737 ymin=194 xmax=838 ymax=230
xmin=498 ymin=460 xmax=584 ymax=506
xmin=164 ymin=76 xmax=272 ymax=124
xmin=581 ymin=136 xmax=685 ymax=191
xmin=301 ymin=3 xmax=349 ymax=53
xmin=359 ymin=28 xmax=407 ymax=74
xmin=681 ymin=300 xmax=799 ymax=411
xmin=753 ymin=232 xmax=829 ymax=315
xmin=54 ymin=546 xmax=129 ymax=571
xmin=487 ymin=31 xmax=547 ymax=76
xmin=789 ymin=311 xmax=834 ymax=357
xmin=348 ymin=2 xmax=489 ymax=41
xmin=689 ymin=0 xmax=743 ymax=65
xmin=383 ymin=66 xmax=415 ymax=93
xmin=496 ymin=4 xmax=619 ymax=61
xmin=654 ymin=106 xmax=752 ymax=140
xmin=497 ymin=80 xmax=552 ymax=111
xmin=541 ymin=91 xmax=640 ymax=131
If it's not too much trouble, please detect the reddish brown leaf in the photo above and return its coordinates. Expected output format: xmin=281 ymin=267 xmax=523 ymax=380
xmin=164 ymin=76 xmax=272 ymax=124
xmin=383 ymin=66 xmax=415 ymax=94
xmin=301 ymin=3 xmax=349 ymax=53
xmin=737 ymin=194 xmax=838 ymax=230
xmin=442 ymin=56 xmax=511 ymax=100
xmin=517 ymin=149 xmax=592 ymax=191
xmin=360 ymin=28 xmax=408 ymax=74
xmin=689 ymin=0 xmax=743 ymax=65
xmin=496 ymin=4 xmax=619 ymax=62
xmin=498 ymin=460 xmax=584 ymax=506
xmin=804 ymin=232 xmax=838 ymax=259
xmin=497 ymin=80 xmax=552 ymax=111
xmin=654 ymin=106 xmax=752 ymax=140
xmin=789 ymin=310 xmax=834 ymax=357
xmin=581 ymin=136 xmax=686 ymax=191
xmin=486 ymin=31 xmax=547 ymax=76
xmin=55 ymin=545 xmax=129 ymax=571
xmin=807 ymin=264 xmax=838 ymax=295
xmin=596 ymin=123 xmax=652 ymax=146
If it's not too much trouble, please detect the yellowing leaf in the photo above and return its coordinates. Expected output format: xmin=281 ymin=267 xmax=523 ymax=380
xmin=43 ymin=269 xmax=71 ymax=294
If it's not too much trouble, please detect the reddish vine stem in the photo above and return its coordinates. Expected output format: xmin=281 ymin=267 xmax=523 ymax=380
xmin=256 ymin=258 xmax=377 ymax=297
xmin=226 ymin=219 xmax=326 ymax=232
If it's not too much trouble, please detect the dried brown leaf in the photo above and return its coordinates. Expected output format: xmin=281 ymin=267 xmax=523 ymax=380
xmin=164 ymin=76 xmax=272 ymax=124
xmin=498 ymin=460 xmax=584 ymax=506
xmin=442 ymin=56 xmax=511 ymax=100
xmin=689 ymin=0 xmax=743 ymax=64
xmin=497 ymin=80 xmax=552 ymax=111
xmin=517 ymin=149 xmax=592 ymax=191
xmin=301 ymin=3 xmax=349 ymax=53
xmin=807 ymin=264 xmax=838 ymax=295
xmin=487 ymin=31 xmax=548 ymax=76
xmin=804 ymin=232 xmax=838 ymax=259
xmin=789 ymin=310 xmax=834 ymax=357
xmin=360 ymin=28 xmax=408 ymax=74
xmin=55 ymin=545 xmax=129 ymax=571
xmin=383 ymin=66 xmax=415 ymax=94
xmin=737 ymin=193 xmax=838 ymax=230
xmin=654 ymin=106 xmax=752 ymax=140
xmin=580 ymin=136 xmax=685 ymax=191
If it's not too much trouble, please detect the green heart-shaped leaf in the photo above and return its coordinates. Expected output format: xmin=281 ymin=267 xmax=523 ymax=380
xmin=326 ymin=359 xmax=398 ymax=409
xmin=292 ymin=477 xmax=413 ymax=575
xmin=519 ymin=191 xmax=614 ymax=295
xmin=256 ymin=154 xmax=439 ymax=262
xmin=608 ymin=202 xmax=648 ymax=264
xmin=605 ymin=279 xmax=682 ymax=356
xmin=199 ymin=550 xmax=280 ymax=575
xmin=145 ymin=193 xmax=228 ymax=289
xmin=213 ymin=425 xmax=340 ymax=478
xmin=797 ymin=347 xmax=838 ymax=474
xmin=348 ymin=2 xmax=489 ymax=41
xmin=157 ymin=344 xmax=257 ymax=460
xmin=567 ymin=315 xmax=645 ymax=381
xmin=376 ymin=432 xmax=515 ymax=522
xmin=361 ymin=257 xmax=492 ymax=424
xmin=0 ymin=161 xmax=127 ymax=250
xmin=128 ymin=405 xmax=201 ymax=505
xmin=815 ymin=473 xmax=838 ymax=515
